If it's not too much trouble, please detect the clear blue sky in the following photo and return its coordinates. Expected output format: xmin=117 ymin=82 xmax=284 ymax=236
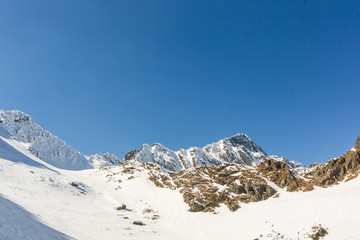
xmin=1 ymin=1 xmax=359 ymax=165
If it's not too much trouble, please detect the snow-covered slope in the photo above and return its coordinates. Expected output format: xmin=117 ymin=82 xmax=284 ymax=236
xmin=0 ymin=110 xmax=91 ymax=170
xmin=0 ymin=194 xmax=72 ymax=240
xmin=125 ymin=133 xmax=268 ymax=171
xmin=0 ymin=110 xmax=122 ymax=170
xmin=0 ymin=134 xmax=360 ymax=240
xmin=1 ymin=111 xmax=360 ymax=239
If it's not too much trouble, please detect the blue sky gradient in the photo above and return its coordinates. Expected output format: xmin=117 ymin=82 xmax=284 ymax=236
xmin=1 ymin=1 xmax=359 ymax=165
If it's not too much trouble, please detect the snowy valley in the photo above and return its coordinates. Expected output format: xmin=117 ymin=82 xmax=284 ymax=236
xmin=1 ymin=110 xmax=360 ymax=240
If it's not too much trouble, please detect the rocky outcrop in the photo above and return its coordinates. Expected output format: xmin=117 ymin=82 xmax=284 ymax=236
xmin=307 ymin=138 xmax=360 ymax=187
xmin=105 ymin=134 xmax=360 ymax=214
xmin=257 ymin=156 xmax=313 ymax=191
xmin=308 ymin=225 xmax=328 ymax=240
xmin=148 ymin=163 xmax=277 ymax=212
xmin=257 ymin=136 xmax=360 ymax=191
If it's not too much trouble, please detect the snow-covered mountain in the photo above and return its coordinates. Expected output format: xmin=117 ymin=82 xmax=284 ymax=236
xmin=0 ymin=110 xmax=296 ymax=172
xmin=0 ymin=123 xmax=360 ymax=239
xmin=0 ymin=110 xmax=120 ymax=170
xmin=87 ymin=153 xmax=122 ymax=168
xmin=1 ymin=109 xmax=360 ymax=239
xmin=0 ymin=110 xmax=91 ymax=170
xmin=125 ymin=133 xmax=268 ymax=171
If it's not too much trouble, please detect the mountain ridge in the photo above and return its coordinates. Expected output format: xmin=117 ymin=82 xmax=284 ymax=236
xmin=1 ymin=109 xmax=360 ymax=239
xmin=124 ymin=133 xmax=274 ymax=171
xmin=1 ymin=110 xmax=301 ymax=172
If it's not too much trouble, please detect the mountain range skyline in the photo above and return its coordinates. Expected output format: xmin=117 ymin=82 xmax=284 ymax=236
xmin=1 ymin=1 xmax=359 ymax=167
xmin=0 ymin=109 xmax=356 ymax=169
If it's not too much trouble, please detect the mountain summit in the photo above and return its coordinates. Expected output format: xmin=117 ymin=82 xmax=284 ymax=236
xmin=125 ymin=133 xmax=268 ymax=171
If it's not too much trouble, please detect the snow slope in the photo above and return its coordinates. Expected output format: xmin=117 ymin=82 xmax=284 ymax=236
xmin=0 ymin=127 xmax=360 ymax=240
xmin=0 ymin=194 xmax=72 ymax=240
xmin=0 ymin=110 xmax=91 ymax=170
xmin=0 ymin=110 xmax=121 ymax=169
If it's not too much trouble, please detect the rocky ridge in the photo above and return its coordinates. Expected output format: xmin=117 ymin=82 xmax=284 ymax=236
xmin=125 ymin=133 xmax=268 ymax=172
xmin=87 ymin=153 xmax=123 ymax=168
xmin=105 ymin=135 xmax=360 ymax=213
xmin=305 ymin=135 xmax=360 ymax=187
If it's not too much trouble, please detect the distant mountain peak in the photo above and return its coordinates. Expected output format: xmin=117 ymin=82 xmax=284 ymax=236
xmin=124 ymin=133 xmax=268 ymax=171
xmin=87 ymin=152 xmax=123 ymax=168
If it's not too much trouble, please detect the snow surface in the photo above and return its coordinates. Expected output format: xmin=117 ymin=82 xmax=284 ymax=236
xmin=0 ymin=194 xmax=72 ymax=240
xmin=1 ymin=126 xmax=360 ymax=239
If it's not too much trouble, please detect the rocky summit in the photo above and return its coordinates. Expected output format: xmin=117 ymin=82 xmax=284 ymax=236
xmin=124 ymin=133 xmax=268 ymax=172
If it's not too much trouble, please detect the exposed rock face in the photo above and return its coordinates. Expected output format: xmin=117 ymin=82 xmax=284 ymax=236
xmin=148 ymin=163 xmax=277 ymax=212
xmin=307 ymin=141 xmax=360 ymax=186
xmin=257 ymin=156 xmax=313 ymax=192
xmin=104 ymin=134 xmax=360 ymax=214
xmin=258 ymin=135 xmax=360 ymax=191
xmin=124 ymin=133 xmax=268 ymax=172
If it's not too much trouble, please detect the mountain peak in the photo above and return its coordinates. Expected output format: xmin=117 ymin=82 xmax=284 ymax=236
xmin=0 ymin=110 xmax=92 ymax=170
xmin=0 ymin=110 xmax=32 ymax=125
xmin=125 ymin=133 xmax=268 ymax=171
xmin=223 ymin=133 xmax=264 ymax=152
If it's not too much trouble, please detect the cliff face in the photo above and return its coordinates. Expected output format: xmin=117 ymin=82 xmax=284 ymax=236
xmin=257 ymin=156 xmax=313 ymax=192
